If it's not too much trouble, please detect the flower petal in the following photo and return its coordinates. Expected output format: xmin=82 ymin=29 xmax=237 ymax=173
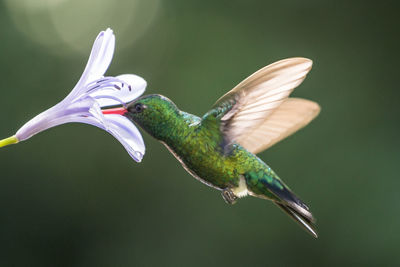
xmin=16 ymin=111 xmax=145 ymax=162
xmin=104 ymin=114 xmax=145 ymax=162
xmin=57 ymin=114 xmax=145 ymax=162
xmin=67 ymin=28 xmax=115 ymax=100
xmin=15 ymin=98 xmax=97 ymax=141
xmin=89 ymin=74 xmax=147 ymax=108
xmin=52 ymin=101 xmax=145 ymax=163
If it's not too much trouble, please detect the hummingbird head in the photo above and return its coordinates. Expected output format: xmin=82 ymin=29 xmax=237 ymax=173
xmin=125 ymin=94 xmax=179 ymax=140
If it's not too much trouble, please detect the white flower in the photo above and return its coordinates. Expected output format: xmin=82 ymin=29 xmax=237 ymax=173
xmin=0 ymin=28 xmax=146 ymax=162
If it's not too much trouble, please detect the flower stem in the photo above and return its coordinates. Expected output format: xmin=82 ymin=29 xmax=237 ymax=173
xmin=0 ymin=135 xmax=19 ymax=148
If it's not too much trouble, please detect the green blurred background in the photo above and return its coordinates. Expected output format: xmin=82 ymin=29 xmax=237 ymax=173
xmin=0 ymin=0 xmax=399 ymax=266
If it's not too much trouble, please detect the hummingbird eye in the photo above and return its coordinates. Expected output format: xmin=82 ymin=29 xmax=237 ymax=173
xmin=134 ymin=103 xmax=145 ymax=113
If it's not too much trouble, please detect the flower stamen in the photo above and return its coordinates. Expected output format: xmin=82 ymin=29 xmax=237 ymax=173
xmin=86 ymin=77 xmax=128 ymax=94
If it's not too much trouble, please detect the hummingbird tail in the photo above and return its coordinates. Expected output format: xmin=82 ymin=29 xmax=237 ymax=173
xmin=245 ymin=172 xmax=317 ymax=237
xmin=275 ymin=202 xmax=318 ymax=238
xmin=265 ymin=181 xmax=318 ymax=238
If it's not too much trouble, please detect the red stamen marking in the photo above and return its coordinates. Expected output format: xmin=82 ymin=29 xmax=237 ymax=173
xmin=102 ymin=107 xmax=127 ymax=115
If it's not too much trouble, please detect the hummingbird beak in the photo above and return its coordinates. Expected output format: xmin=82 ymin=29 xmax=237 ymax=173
xmin=0 ymin=135 xmax=19 ymax=148
xmin=101 ymin=107 xmax=128 ymax=116
xmin=101 ymin=106 xmax=128 ymax=115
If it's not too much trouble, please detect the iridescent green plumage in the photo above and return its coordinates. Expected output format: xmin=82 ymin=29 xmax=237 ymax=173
xmin=125 ymin=58 xmax=320 ymax=237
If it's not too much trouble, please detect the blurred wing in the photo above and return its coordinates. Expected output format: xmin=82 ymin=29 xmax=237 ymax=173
xmin=203 ymin=58 xmax=313 ymax=152
xmin=237 ymin=98 xmax=320 ymax=154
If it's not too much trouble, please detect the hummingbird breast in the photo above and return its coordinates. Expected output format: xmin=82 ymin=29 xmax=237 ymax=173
xmin=159 ymin=115 xmax=259 ymax=191
xmin=160 ymin=141 xmax=224 ymax=190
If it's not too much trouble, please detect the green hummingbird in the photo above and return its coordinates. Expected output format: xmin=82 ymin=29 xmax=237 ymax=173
xmin=110 ymin=58 xmax=320 ymax=237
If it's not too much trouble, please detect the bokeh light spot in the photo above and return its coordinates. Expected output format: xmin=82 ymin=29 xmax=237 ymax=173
xmin=5 ymin=0 xmax=160 ymax=54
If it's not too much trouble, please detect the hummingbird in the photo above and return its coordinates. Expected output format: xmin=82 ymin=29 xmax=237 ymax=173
xmin=104 ymin=57 xmax=320 ymax=237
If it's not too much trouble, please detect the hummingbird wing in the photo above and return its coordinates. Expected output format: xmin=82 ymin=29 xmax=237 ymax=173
xmin=239 ymin=98 xmax=320 ymax=154
xmin=202 ymin=57 xmax=317 ymax=153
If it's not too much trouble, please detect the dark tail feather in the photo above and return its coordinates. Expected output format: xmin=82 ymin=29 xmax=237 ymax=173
xmin=245 ymin=173 xmax=317 ymax=237
xmin=255 ymin=176 xmax=317 ymax=237
xmin=276 ymin=202 xmax=318 ymax=238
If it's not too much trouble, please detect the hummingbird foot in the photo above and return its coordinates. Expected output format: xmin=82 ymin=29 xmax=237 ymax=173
xmin=221 ymin=188 xmax=238 ymax=205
